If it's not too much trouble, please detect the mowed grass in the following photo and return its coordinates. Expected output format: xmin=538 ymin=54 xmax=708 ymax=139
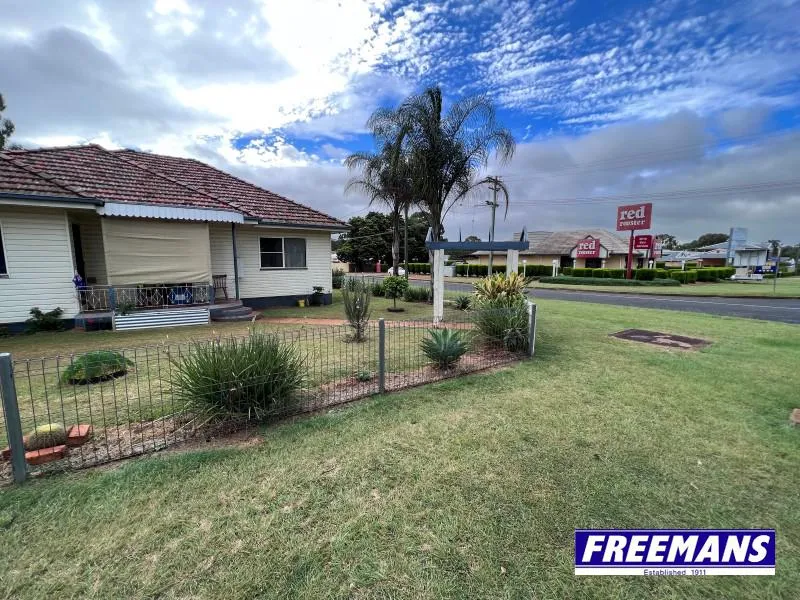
xmin=533 ymin=276 xmax=800 ymax=297
xmin=0 ymin=300 xmax=798 ymax=599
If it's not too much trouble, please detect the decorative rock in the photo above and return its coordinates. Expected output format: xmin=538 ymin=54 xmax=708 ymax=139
xmin=67 ymin=424 xmax=93 ymax=447
xmin=791 ymin=409 xmax=800 ymax=427
xmin=25 ymin=445 xmax=67 ymax=465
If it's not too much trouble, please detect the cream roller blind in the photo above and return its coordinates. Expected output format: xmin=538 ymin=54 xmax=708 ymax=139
xmin=102 ymin=218 xmax=212 ymax=285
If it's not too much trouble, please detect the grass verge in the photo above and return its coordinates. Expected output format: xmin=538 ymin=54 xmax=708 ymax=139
xmin=0 ymin=300 xmax=798 ymax=598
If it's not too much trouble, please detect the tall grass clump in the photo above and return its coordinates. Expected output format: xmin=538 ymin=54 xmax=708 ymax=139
xmin=342 ymin=277 xmax=371 ymax=342
xmin=171 ymin=331 xmax=305 ymax=422
xmin=472 ymin=273 xmax=530 ymax=352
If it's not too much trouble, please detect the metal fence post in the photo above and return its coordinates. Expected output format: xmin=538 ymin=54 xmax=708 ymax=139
xmin=0 ymin=353 xmax=27 ymax=483
xmin=527 ymin=301 xmax=537 ymax=357
xmin=378 ymin=318 xmax=386 ymax=393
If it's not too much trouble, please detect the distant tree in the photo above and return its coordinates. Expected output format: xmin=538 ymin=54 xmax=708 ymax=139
xmin=679 ymin=233 xmax=729 ymax=249
xmin=403 ymin=211 xmax=431 ymax=263
xmin=0 ymin=93 xmax=15 ymax=150
xmin=335 ymin=212 xmax=393 ymax=269
xmin=767 ymin=239 xmax=781 ymax=257
xmin=654 ymin=233 xmax=678 ymax=250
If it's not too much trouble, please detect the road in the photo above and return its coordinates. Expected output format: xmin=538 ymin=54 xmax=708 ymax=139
xmin=439 ymin=281 xmax=800 ymax=324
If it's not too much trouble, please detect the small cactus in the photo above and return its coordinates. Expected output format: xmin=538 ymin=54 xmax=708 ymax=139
xmin=25 ymin=423 xmax=67 ymax=451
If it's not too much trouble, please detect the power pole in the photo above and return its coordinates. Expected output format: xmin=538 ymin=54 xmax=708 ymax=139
xmin=485 ymin=177 xmax=502 ymax=275
xmin=403 ymin=203 xmax=409 ymax=280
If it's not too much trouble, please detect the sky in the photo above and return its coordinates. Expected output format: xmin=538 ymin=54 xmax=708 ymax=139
xmin=2 ymin=0 xmax=800 ymax=243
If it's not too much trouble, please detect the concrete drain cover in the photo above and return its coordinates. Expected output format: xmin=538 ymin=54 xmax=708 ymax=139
xmin=611 ymin=329 xmax=711 ymax=350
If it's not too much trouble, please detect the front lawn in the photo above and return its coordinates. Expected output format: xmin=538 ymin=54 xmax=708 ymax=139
xmin=1 ymin=300 xmax=798 ymax=598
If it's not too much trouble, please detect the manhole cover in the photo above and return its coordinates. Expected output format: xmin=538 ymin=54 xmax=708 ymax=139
xmin=611 ymin=329 xmax=710 ymax=350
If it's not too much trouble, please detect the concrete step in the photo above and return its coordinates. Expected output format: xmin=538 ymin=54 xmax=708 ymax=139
xmin=211 ymin=313 xmax=256 ymax=322
xmin=216 ymin=306 xmax=253 ymax=317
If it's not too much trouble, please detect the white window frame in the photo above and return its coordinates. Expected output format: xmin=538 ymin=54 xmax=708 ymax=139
xmin=0 ymin=220 xmax=8 ymax=277
xmin=259 ymin=236 xmax=307 ymax=270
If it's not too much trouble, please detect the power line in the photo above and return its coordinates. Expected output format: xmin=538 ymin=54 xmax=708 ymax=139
xmin=463 ymin=179 xmax=800 ymax=208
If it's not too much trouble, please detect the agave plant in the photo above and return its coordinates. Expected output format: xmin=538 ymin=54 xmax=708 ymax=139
xmin=421 ymin=328 xmax=469 ymax=370
xmin=453 ymin=294 xmax=471 ymax=310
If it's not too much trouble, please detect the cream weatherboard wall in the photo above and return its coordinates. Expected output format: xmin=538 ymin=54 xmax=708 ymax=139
xmin=0 ymin=206 xmax=80 ymax=323
xmin=232 ymin=225 xmax=333 ymax=302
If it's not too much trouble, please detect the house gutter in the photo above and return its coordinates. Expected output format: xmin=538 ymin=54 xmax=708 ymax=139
xmin=0 ymin=192 xmax=103 ymax=206
xmin=255 ymin=220 xmax=349 ymax=232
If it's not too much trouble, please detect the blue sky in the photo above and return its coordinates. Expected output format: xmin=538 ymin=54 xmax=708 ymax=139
xmin=2 ymin=0 xmax=800 ymax=239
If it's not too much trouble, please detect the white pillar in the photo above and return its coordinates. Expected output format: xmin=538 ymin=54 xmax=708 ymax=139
xmin=506 ymin=250 xmax=519 ymax=275
xmin=433 ymin=248 xmax=445 ymax=324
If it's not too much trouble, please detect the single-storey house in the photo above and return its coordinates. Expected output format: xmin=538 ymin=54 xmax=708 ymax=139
xmin=467 ymin=229 xmax=644 ymax=270
xmin=0 ymin=144 xmax=346 ymax=331
xmin=661 ymin=241 xmax=768 ymax=269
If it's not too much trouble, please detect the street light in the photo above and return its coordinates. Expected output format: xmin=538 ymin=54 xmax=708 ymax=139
xmin=522 ymin=259 xmax=527 ymax=278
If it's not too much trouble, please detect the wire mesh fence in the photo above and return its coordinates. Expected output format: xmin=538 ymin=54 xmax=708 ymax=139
xmin=1 ymin=305 xmax=535 ymax=482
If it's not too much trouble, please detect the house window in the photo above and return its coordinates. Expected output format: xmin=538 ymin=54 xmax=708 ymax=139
xmin=260 ymin=237 xmax=307 ymax=269
xmin=0 ymin=223 xmax=7 ymax=276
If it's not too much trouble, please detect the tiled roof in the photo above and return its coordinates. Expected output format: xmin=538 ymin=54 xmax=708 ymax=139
xmin=0 ymin=154 xmax=86 ymax=198
xmin=2 ymin=146 xmax=230 ymax=210
xmin=474 ymin=229 xmax=632 ymax=256
xmin=0 ymin=145 xmax=346 ymax=228
xmin=115 ymin=149 xmax=346 ymax=228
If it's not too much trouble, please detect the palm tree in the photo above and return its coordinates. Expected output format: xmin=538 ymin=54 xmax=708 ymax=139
xmin=397 ymin=87 xmax=516 ymax=246
xmin=345 ymin=110 xmax=413 ymax=275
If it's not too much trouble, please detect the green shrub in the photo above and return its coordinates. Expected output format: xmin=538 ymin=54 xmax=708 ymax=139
xmin=539 ymin=276 xmax=680 ymax=287
xmin=473 ymin=272 xmax=529 ymax=300
xmin=404 ymin=285 xmax=431 ymax=303
xmin=561 ymin=267 xmax=573 ymax=276
xmin=421 ymin=328 xmax=469 ymax=370
xmin=609 ymin=269 xmax=626 ymax=279
xmin=342 ymin=278 xmax=371 ymax=341
xmin=61 ymin=350 xmax=134 ymax=384
xmin=453 ymin=295 xmax=471 ymax=310
xmin=383 ymin=275 xmax=409 ymax=309
xmin=332 ymin=269 xmax=345 ymax=289
xmin=685 ymin=262 xmax=698 ymax=269
xmin=356 ymin=370 xmax=372 ymax=382
xmin=171 ymin=331 xmax=305 ymax=422
xmin=490 ymin=265 xmax=505 ymax=275
xmin=370 ymin=281 xmax=385 ymax=297
xmin=25 ymin=423 xmax=67 ymax=451
xmin=591 ymin=268 xmax=606 ymax=278
xmin=634 ymin=269 xmax=657 ymax=281
xmin=668 ymin=270 xmax=698 ymax=284
xmin=571 ymin=268 xmax=592 ymax=277
xmin=407 ymin=262 xmax=431 ymax=274
xmin=655 ymin=261 xmax=666 ymax=269
xmin=26 ymin=307 xmax=64 ymax=333
xmin=518 ymin=264 xmax=551 ymax=277
xmin=472 ymin=295 xmax=529 ymax=352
